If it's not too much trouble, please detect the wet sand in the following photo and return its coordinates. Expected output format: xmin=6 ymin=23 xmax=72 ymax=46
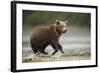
xmin=23 ymin=55 xmax=91 ymax=63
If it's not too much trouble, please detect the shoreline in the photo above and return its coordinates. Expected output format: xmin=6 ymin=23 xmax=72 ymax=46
xmin=23 ymin=55 xmax=91 ymax=63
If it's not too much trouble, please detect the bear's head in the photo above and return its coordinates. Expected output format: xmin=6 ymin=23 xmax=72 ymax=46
xmin=54 ymin=20 xmax=68 ymax=34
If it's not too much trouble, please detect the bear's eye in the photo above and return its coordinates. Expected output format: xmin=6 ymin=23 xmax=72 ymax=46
xmin=56 ymin=21 xmax=60 ymax=25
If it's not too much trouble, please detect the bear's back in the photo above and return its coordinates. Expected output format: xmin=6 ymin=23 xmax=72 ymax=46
xmin=30 ymin=26 xmax=54 ymax=48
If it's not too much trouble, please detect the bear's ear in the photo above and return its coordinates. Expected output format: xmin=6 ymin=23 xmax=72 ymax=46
xmin=65 ymin=20 xmax=68 ymax=24
xmin=55 ymin=20 xmax=60 ymax=25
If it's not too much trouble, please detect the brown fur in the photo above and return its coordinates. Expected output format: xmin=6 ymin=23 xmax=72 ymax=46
xmin=30 ymin=20 xmax=68 ymax=55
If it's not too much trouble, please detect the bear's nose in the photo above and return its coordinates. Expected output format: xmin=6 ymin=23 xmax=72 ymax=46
xmin=63 ymin=29 xmax=67 ymax=33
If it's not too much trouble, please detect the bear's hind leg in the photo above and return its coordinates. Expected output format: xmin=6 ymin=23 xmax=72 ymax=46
xmin=39 ymin=48 xmax=48 ymax=55
xmin=33 ymin=49 xmax=38 ymax=54
xmin=31 ymin=44 xmax=38 ymax=54
xmin=32 ymin=48 xmax=38 ymax=54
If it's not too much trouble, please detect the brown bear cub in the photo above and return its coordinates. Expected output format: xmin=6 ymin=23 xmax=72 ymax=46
xmin=30 ymin=20 xmax=68 ymax=55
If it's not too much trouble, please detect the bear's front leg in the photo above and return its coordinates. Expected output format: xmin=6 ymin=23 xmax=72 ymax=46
xmin=50 ymin=41 xmax=59 ymax=55
xmin=58 ymin=43 xmax=64 ymax=54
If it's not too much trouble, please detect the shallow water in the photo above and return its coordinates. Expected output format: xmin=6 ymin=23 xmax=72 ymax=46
xmin=22 ymin=26 xmax=91 ymax=62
